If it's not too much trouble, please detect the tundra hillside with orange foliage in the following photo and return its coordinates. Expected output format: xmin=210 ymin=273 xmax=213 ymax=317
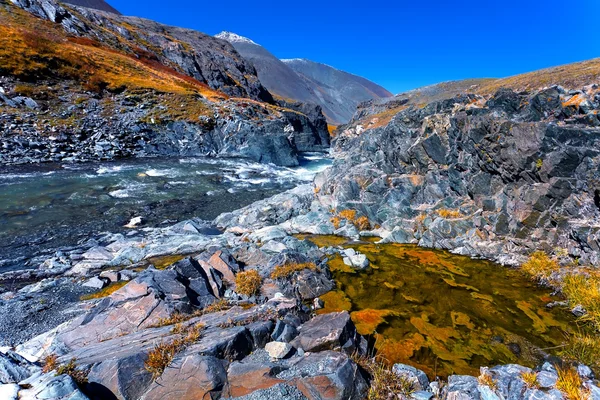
xmin=0 ymin=0 xmax=330 ymax=166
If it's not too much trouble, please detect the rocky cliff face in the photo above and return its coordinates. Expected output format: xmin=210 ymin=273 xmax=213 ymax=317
xmin=216 ymin=32 xmax=392 ymax=125
xmin=61 ymin=0 xmax=120 ymax=14
xmin=0 ymin=0 xmax=329 ymax=166
xmin=316 ymin=84 xmax=600 ymax=265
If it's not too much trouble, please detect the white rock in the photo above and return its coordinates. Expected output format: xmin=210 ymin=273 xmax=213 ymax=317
xmin=265 ymin=341 xmax=292 ymax=359
xmin=0 ymin=384 xmax=19 ymax=400
xmin=124 ymin=216 xmax=143 ymax=229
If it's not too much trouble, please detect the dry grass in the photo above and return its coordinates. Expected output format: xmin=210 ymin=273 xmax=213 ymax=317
xmin=559 ymin=333 xmax=600 ymax=370
xmin=80 ymin=281 xmax=128 ymax=301
xmin=555 ymin=366 xmax=588 ymax=400
xmin=352 ymin=354 xmax=414 ymax=400
xmin=437 ymin=208 xmax=462 ymax=219
xmin=235 ymin=270 xmax=262 ymax=296
xmin=478 ymin=371 xmax=498 ymax=391
xmin=355 ymin=216 xmax=371 ymax=231
xmin=331 ymin=209 xmax=371 ymax=231
xmin=145 ymin=323 xmax=204 ymax=379
xmin=562 ymin=273 xmax=600 ymax=331
xmin=339 ymin=209 xmax=358 ymax=221
xmin=271 ymin=262 xmax=317 ymax=280
xmin=477 ymin=58 xmax=600 ymax=95
xmin=0 ymin=4 xmax=222 ymax=101
xmin=42 ymin=354 xmax=59 ymax=373
xmin=521 ymin=251 xmax=560 ymax=283
xmin=521 ymin=371 xmax=540 ymax=389
xmin=149 ymin=312 xmax=191 ymax=328
xmin=55 ymin=358 xmax=89 ymax=387
xmin=327 ymin=124 xmax=337 ymax=136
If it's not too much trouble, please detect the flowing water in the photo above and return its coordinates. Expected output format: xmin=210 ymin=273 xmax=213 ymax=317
xmin=0 ymin=154 xmax=331 ymax=272
xmin=299 ymin=235 xmax=579 ymax=378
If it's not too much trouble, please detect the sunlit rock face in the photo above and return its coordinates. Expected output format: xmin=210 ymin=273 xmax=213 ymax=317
xmin=316 ymin=86 xmax=600 ymax=265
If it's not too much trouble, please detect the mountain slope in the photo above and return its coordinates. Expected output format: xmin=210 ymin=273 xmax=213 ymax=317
xmin=341 ymin=58 xmax=600 ymax=133
xmin=283 ymin=58 xmax=393 ymax=122
xmin=61 ymin=0 xmax=120 ymax=14
xmin=215 ymin=31 xmax=392 ymax=125
xmin=0 ymin=0 xmax=329 ymax=166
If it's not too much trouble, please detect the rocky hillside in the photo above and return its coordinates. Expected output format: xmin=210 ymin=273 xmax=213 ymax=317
xmin=61 ymin=0 xmax=120 ymax=14
xmin=0 ymin=0 xmax=329 ymax=166
xmin=344 ymin=58 xmax=600 ymax=132
xmin=216 ymin=32 xmax=392 ymax=125
xmin=318 ymin=68 xmax=600 ymax=265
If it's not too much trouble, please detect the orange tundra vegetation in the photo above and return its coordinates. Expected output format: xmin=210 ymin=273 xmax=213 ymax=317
xmin=0 ymin=4 xmax=223 ymax=100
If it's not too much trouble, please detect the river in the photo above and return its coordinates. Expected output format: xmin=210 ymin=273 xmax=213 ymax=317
xmin=0 ymin=154 xmax=331 ymax=273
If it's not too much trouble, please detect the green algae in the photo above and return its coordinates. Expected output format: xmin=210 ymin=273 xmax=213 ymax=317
xmin=300 ymin=235 xmax=579 ymax=378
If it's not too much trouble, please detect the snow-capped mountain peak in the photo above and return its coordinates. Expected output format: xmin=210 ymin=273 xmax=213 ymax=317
xmin=215 ymin=31 xmax=258 ymax=46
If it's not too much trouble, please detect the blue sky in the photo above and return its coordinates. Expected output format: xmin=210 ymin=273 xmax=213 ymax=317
xmin=109 ymin=0 xmax=600 ymax=94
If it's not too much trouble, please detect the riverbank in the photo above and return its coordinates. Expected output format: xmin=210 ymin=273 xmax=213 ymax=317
xmin=1 ymin=183 xmax=599 ymax=400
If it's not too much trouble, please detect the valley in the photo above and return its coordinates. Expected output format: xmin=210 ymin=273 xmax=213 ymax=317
xmin=0 ymin=0 xmax=599 ymax=399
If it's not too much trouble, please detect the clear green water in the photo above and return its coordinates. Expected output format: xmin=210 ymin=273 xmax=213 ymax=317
xmin=301 ymin=235 xmax=578 ymax=378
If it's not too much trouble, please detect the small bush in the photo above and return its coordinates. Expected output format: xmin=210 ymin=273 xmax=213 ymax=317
xmin=149 ymin=312 xmax=190 ymax=328
xmin=235 ymin=270 xmax=262 ymax=296
xmin=271 ymin=262 xmax=317 ymax=280
xmin=521 ymin=371 xmax=539 ymax=389
xmin=478 ymin=370 xmax=498 ymax=391
xmin=437 ymin=208 xmax=462 ymax=219
xmin=355 ymin=216 xmax=371 ymax=231
xmin=145 ymin=323 xmax=204 ymax=379
xmin=555 ymin=366 xmax=587 ymax=400
xmin=352 ymin=354 xmax=414 ymax=400
xmin=145 ymin=341 xmax=179 ymax=379
xmin=330 ymin=216 xmax=343 ymax=229
xmin=521 ymin=251 xmax=560 ymax=282
xmin=42 ymin=354 xmax=59 ymax=373
xmin=55 ymin=358 xmax=88 ymax=387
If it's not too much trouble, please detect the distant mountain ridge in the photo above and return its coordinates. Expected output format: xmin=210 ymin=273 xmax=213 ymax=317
xmin=215 ymin=31 xmax=392 ymax=124
xmin=61 ymin=0 xmax=120 ymax=14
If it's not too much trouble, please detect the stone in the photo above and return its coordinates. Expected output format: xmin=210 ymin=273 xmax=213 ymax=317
xmin=81 ymin=276 xmax=109 ymax=289
xmin=19 ymin=373 xmax=89 ymax=400
xmin=392 ymin=363 xmax=429 ymax=391
xmin=280 ymin=351 xmax=369 ymax=400
xmin=342 ymin=253 xmax=369 ymax=269
xmin=225 ymin=361 xmax=286 ymax=397
xmin=411 ymin=391 xmax=435 ymax=400
xmin=291 ymin=311 xmax=359 ymax=353
xmin=271 ymin=320 xmax=298 ymax=343
xmin=0 ymin=351 xmax=38 ymax=384
xmin=124 ymin=216 xmax=143 ymax=228
xmin=265 ymin=341 xmax=292 ymax=359
xmin=572 ymin=304 xmax=586 ymax=317
xmin=578 ymin=364 xmax=594 ymax=380
xmin=0 ymin=384 xmax=19 ymax=400
xmin=313 ymin=298 xmax=324 ymax=310
xmin=99 ymin=270 xmax=120 ymax=282
xmin=536 ymin=371 xmax=558 ymax=389
xmin=86 ymin=352 xmax=153 ymax=400
xmin=144 ymin=355 xmax=227 ymax=400
xmin=445 ymin=375 xmax=480 ymax=400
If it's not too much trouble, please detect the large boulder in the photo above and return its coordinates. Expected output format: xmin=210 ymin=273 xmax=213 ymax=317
xmin=290 ymin=311 xmax=362 ymax=354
